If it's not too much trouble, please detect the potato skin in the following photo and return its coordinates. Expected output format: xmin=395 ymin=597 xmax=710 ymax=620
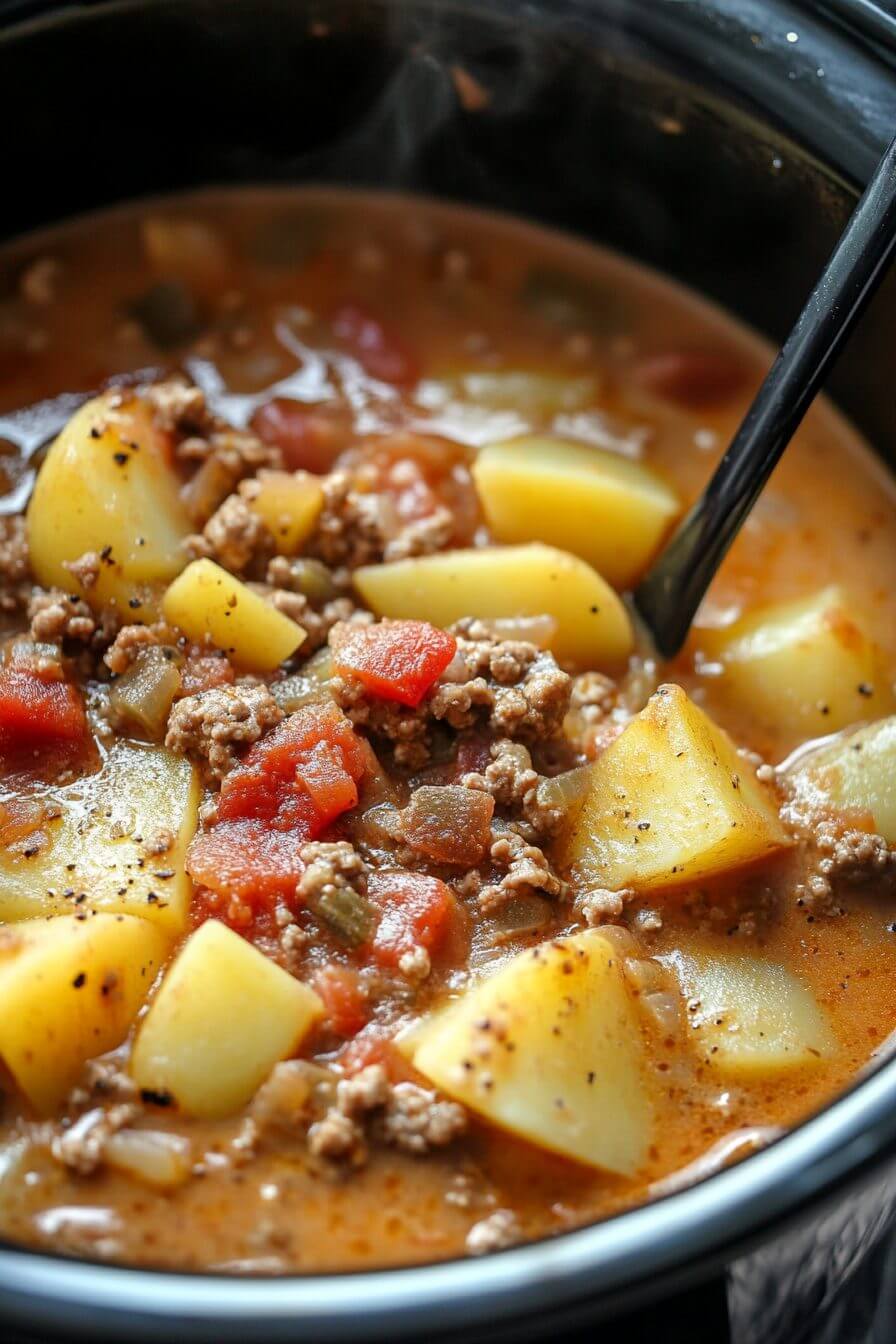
xmin=27 ymin=392 xmax=191 ymax=619
xmin=0 ymin=914 xmax=169 ymax=1114
xmin=162 ymin=558 xmax=306 ymax=671
xmin=354 ymin=543 xmax=633 ymax=668
xmin=560 ymin=684 xmax=789 ymax=894
xmin=130 ymin=920 xmax=323 ymax=1118
xmin=472 ymin=435 xmax=679 ymax=589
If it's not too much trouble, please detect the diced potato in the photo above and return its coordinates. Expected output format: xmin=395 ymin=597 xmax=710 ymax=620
xmin=27 ymin=392 xmax=191 ymax=619
xmin=472 ymin=436 xmax=679 ymax=589
xmin=0 ymin=914 xmax=169 ymax=1114
xmin=401 ymin=930 xmax=651 ymax=1175
xmin=664 ymin=945 xmax=836 ymax=1076
xmin=245 ymin=470 xmax=324 ymax=555
xmin=0 ymin=741 xmax=199 ymax=936
xmin=131 ymin=920 xmax=323 ymax=1118
xmin=162 ymin=558 xmax=306 ymax=671
xmin=428 ymin=370 xmax=598 ymax=416
xmin=354 ymin=543 xmax=633 ymax=668
xmin=560 ymin=684 xmax=788 ymax=893
xmin=701 ymin=587 xmax=894 ymax=741
xmin=785 ymin=716 xmax=896 ymax=843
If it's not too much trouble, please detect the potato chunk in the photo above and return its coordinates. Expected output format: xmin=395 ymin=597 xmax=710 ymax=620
xmin=665 ymin=946 xmax=836 ymax=1076
xmin=0 ymin=742 xmax=199 ymax=935
xmin=354 ymin=544 xmax=633 ymax=668
xmin=162 ymin=558 xmax=306 ymax=671
xmin=246 ymin=469 xmax=324 ymax=555
xmin=27 ymin=392 xmax=191 ymax=618
xmin=560 ymin=684 xmax=788 ymax=893
xmin=400 ymin=930 xmax=652 ymax=1176
xmin=131 ymin=920 xmax=323 ymax=1118
xmin=701 ymin=587 xmax=894 ymax=741
xmin=472 ymin=436 xmax=679 ymax=589
xmin=0 ymin=914 xmax=169 ymax=1114
xmin=785 ymin=716 xmax=896 ymax=843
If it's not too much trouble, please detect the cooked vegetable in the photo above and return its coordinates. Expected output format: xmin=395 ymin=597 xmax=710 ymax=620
xmin=665 ymin=946 xmax=836 ymax=1075
xmin=400 ymin=785 xmax=494 ymax=864
xmin=162 ymin=558 xmax=306 ymax=671
xmin=331 ymin=619 xmax=457 ymax=707
xmin=560 ymin=684 xmax=788 ymax=893
xmin=188 ymin=703 xmax=366 ymax=909
xmin=472 ymin=436 xmax=679 ymax=588
xmin=433 ymin=370 xmax=597 ymax=416
xmin=130 ymin=919 xmax=323 ymax=1118
xmin=270 ymin=648 xmax=334 ymax=712
xmin=332 ymin=302 xmax=418 ymax=386
xmin=104 ymin=1128 xmax=193 ymax=1190
xmin=401 ymin=929 xmax=652 ymax=1175
xmin=784 ymin=716 xmax=896 ymax=843
xmin=0 ymin=914 xmax=169 ymax=1114
xmin=0 ymin=740 xmax=200 ymax=935
xmin=0 ymin=668 xmax=87 ymax=747
xmin=354 ymin=544 xmax=634 ymax=668
xmin=27 ymin=392 xmax=191 ymax=618
xmin=367 ymin=871 xmax=457 ymax=968
xmin=307 ymin=884 xmax=376 ymax=946
xmin=109 ymin=647 xmax=182 ymax=740
xmin=701 ymin=587 xmax=894 ymax=741
xmin=245 ymin=469 xmax=324 ymax=555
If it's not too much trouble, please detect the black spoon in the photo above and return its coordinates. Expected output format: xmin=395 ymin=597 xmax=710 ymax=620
xmin=635 ymin=130 xmax=896 ymax=659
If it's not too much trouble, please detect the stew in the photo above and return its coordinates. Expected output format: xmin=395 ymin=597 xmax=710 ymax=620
xmin=0 ymin=189 xmax=893 ymax=1272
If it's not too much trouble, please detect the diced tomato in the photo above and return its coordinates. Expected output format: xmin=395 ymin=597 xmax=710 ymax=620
xmin=339 ymin=1029 xmax=418 ymax=1080
xmin=331 ymin=303 xmax=419 ymax=386
xmin=454 ymin=735 xmax=492 ymax=778
xmin=186 ymin=819 xmax=306 ymax=904
xmin=366 ymin=871 xmax=456 ymax=968
xmin=313 ymin=964 xmax=370 ymax=1037
xmin=331 ymin=620 xmax=456 ymax=708
xmin=0 ymin=669 xmax=87 ymax=747
xmin=634 ymin=349 xmax=747 ymax=409
xmin=188 ymin=705 xmax=368 ymax=917
xmin=250 ymin=399 xmax=352 ymax=474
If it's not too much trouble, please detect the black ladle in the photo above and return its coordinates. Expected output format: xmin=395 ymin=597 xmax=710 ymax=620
xmin=635 ymin=130 xmax=896 ymax=659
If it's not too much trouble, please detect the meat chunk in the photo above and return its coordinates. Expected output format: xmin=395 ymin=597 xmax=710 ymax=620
xmin=104 ymin=622 xmax=180 ymax=675
xmin=50 ymin=1103 xmax=139 ymax=1176
xmin=461 ymin=738 xmax=564 ymax=842
xmin=0 ymin=516 xmax=32 ymax=612
xmin=477 ymin=827 xmax=567 ymax=911
xmin=307 ymin=471 xmax=391 ymax=570
xmin=28 ymin=586 xmax=118 ymax=649
xmin=165 ymin=683 xmax=283 ymax=782
xmin=186 ymin=488 xmax=273 ymax=574
xmin=466 ymin=1209 xmax=521 ymax=1255
xmin=379 ymin=1082 xmax=468 ymax=1154
xmin=781 ymin=787 xmax=896 ymax=913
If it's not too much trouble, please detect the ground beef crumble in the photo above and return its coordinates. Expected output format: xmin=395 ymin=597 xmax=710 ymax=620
xmin=51 ymin=1104 xmax=139 ymax=1176
xmin=461 ymin=738 xmax=565 ymax=842
xmin=307 ymin=1064 xmax=467 ymax=1168
xmin=781 ymin=780 xmax=896 ymax=913
xmin=165 ymin=683 xmax=283 ymax=783
xmin=103 ymin=622 xmax=180 ymax=675
xmin=297 ymin=841 xmax=369 ymax=905
xmin=466 ymin=1208 xmax=521 ymax=1255
xmin=28 ymin=587 xmax=119 ymax=649
xmin=0 ymin=516 xmax=32 ymax=612
xmin=186 ymin=488 xmax=274 ymax=574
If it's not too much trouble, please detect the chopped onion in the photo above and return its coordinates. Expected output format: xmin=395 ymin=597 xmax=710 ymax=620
xmin=465 ymin=614 xmax=558 ymax=650
xmin=278 ymin=558 xmax=337 ymax=604
xmin=271 ymin=648 xmax=333 ymax=712
xmin=181 ymin=454 xmax=238 ymax=526
xmin=307 ymin=884 xmax=376 ymax=947
xmin=105 ymin=1128 xmax=193 ymax=1190
xmin=401 ymin=785 xmax=494 ymax=865
xmin=535 ymin=765 xmax=592 ymax=822
xmin=109 ymin=647 xmax=182 ymax=740
xmin=487 ymin=892 xmax=551 ymax=945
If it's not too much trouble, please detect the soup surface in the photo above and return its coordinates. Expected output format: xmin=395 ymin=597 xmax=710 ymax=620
xmin=0 ymin=189 xmax=895 ymax=1273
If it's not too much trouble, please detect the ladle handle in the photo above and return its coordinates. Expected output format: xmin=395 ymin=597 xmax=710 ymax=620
xmin=635 ymin=130 xmax=896 ymax=658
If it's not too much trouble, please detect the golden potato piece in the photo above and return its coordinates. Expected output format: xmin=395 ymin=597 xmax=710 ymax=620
xmin=701 ymin=586 xmax=894 ymax=742
xmin=27 ymin=392 xmax=191 ymax=619
xmin=246 ymin=469 xmax=324 ymax=555
xmin=0 ymin=914 xmax=169 ymax=1114
xmin=400 ymin=930 xmax=652 ymax=1176
xmin=472 ymin=436 xmax=679 ymax=588
xmin=560 ymin=684 xmax=788 ymax=893
xmin=131 ymin=920 xmax=323 ymax=1118
xmin=354 ymin=543 xmax=633 ymax=668
xmin=666 ymin=946 xmax=836 ymax=1076
xmin=785 ymin=716 xmax=896 ymax=843
xmin=162 ymin=558 xmax=306 ymax=671
xmin=0 ymin=741 xmax=199 ymax=936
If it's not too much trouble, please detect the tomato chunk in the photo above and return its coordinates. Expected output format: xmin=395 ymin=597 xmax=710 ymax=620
xmin=331 ymin=303 xmax=419 ymax=386
xmin=187 ymin=704 xmax=367 ymax=914
xmin=0 ymin=669 xmax=87 ymax=746
xmin=313 ymin=964 xmax=370 ymax=1037
xmin=331 ymin=620 xmax=456 ymax=708
xmin=250 ymin=399 xmax=351 ymax=474
xmin=367 ymin=871 xmax=456 ymax=967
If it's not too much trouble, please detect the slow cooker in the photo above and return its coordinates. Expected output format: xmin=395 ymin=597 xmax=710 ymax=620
xmin=2 ymin=1 xmax=896 ymax=1340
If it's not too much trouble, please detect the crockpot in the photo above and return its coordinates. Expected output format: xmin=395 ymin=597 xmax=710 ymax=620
xmin=2 ymin=1 xmax=896 ymax=1341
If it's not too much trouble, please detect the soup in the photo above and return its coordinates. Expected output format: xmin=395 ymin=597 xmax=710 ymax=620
xmin=0 ymin=189 xmax=894 ymax=1272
